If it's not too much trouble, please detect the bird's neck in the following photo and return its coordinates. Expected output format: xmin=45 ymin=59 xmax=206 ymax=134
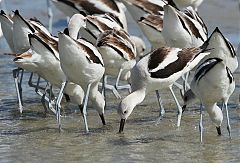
xmin=68 ymin=14 xmax=86 ymax=40
xmin=124 ymin=88 xmax=146 ymax=112
xmin=204 ymin=103 xmax=223 ymax=126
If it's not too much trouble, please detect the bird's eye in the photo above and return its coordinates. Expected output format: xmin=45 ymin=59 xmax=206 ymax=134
xmin=124 ymin=110 xmax=127 ymax=114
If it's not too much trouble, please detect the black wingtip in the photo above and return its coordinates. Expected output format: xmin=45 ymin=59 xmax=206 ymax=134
xmin=80 ymin=10 xmax=87 ymax=17
xmin=213 ymin=27 xmax=220 ymax=33
xmin=14 ymin=10 xmax=20 ymax=15
xmin=63 ymin=28 xmax=69 ymax=36
xmin=0 ymin=10 xmax=5 ymax=15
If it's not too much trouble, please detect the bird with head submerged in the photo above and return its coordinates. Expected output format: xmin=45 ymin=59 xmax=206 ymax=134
xmin=118 ymin=41 xmax=212 ymax=133
xmin=182 ymin=57 xmax=235 ymax=142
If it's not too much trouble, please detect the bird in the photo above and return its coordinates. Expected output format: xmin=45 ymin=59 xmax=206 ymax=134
xmin=0 ymin=10 xmax=51 ymax=112
xmin=12 ymin=10 xmax=56 ymax=111
xmin=182 ymin=58 xmax=235 ymax=142
xmin=58 ymin=28 xmax=106 ymax=133
xmin=13 ymin=33 xmax=85 ymax=117
xmin=138 ymin=14 xmax=166 ymax=49
xmin=200 ymin=27 xmax=238 ymax=73
xmin=68 ymin=13 xmax=144 ymax=96
xmin=121 ymin=0 xmax=166 ymax=49
xmin=162 ymin=4 xmax=207 ymax=48
xmin=162 ymin=4 xmax=208 ymax=91
xmin=96 ymin=28 xmax=137 ymax=91
xmin=51 ymin=0 xmax=128 ymax=30
xmin=120 ymin=0 xmax=166 ymax=22
xmin=118 ymin=44 xmax=211 ymax=133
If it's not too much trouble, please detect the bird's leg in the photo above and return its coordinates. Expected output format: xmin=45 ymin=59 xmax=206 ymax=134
xmin=55 ymin=81 xmax=67 ymax=132
xmin=35 ymin=75 xmax=41 ymax=94
xmin=47 ymin=84 xmax=55 ymax=113
xmin=19 ymin=68 xmax=24 ymax=101
xmin=155 ymin=90 xmax=165 ymax=124
xmin=224 ymin=102 xmax=231 ymax=139
xmin=13 ymin=68 xmax=23 ymax=113
xmin=115 ymin=68 xmax=131 ymax=90
xmin=181 ymin=74 xmax=190 ymax=92
xmin=101 ymin=74 xmax=107 ymax=100
xmin=169 ymin=85 xmax=182 ymax=127
xmin=32 ymin=74 xmax=44 ymax=93
xmin=41 ymin=82 xmax=49 ymax=114
xmin=46 ymin=0 xmax=53 ymax=33
xmin=182 ymin=72 xmax=190 ymax=92
xmin=28 ymin=73 xmax=45 ymax=91
xmin=199 ymin=103 xmax=203 ymax=143
xmin=82 ymin=83 xmax=92 ymax=133
xmin=99 ymin=80 xmax=121 ymax=99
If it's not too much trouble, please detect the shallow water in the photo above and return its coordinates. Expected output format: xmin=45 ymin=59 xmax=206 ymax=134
xmin=0 ymin=0 xmax=240 ymax=162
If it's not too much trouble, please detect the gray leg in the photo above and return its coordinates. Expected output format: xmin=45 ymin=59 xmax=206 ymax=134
xmin=13 ymin=68 xmax=23 ymax=113
xmin=183 ymin=72 xmax=190 ymax=91
xmin=41 ymin=83 xmax=49 ymax=114
xmin=55 ymin=81 xmax=67 ymax=131
xmin=169 ymin=85 xmax=182 ymax=127
xmin=199 ymin=103 xmax=203 ymax=143
xmin=181 ymin=74 xmax=190 ymax=91
xmin=48 ymin=84 xmax=53 ymax=109
xmin=115 ymin=68 xmax=131 ymax=90
xmin=99 ymin=82 xmax=121 ymax=99
xmin=82 ymin=83 xmax=92 ymax=133
xmin=46 ymin=0 xmax=53 ymax=33
xmin=155 ymin=90 xmax=165 ymax=124
xmin=18 ymin=68 xmax=24 ymax=101
xmin=28 ymin=73 xmax=45 ymax=91
xmin=101 ymin=74 xmax=106 ymax=99
xmin=224 ymin=102 xmax=231 ymax=139
xmin=35 ymin=75 xmax=41 ymax=93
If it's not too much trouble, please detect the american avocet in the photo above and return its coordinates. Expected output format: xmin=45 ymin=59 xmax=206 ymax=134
xmin=12 ymin=10 xmax=52 ymax=53
xmin=11 ymin=10 xmax=53 ymax=112
xmin=58 ymin=28 xmax=106 ymax=132
xmin=67 ymin=13 xmax=121 ymax=98
xmin=68 ymin=12 xmax=145 ymax=55
xmin=138 ymin=14 xmax=166 ymax=49
xmin=118 ymin=45 xmax=211 ymax=133
xmin=121 ymin=0 xmax=166 ymax=22
xmin=201 ymin=27 xmax=238 ymax=73
xmin=68 ymin=13 xmax=144 ymax=94
xmin=121 ymin=0 xmax=166 ymax=49
xmin=96 ymin=28 xmax=137 ymax=91
xmin=51 ymin=0 xmax=128 ymax=30
xmin=0 ymin=10 xmax=34 ymax=112
xmin=162 ymin=5 xmax=207 ymax=48
xmin=14 ymin=33 xmax=84 ymax=116
xmin=183 ymin=58 xmax=235 ymax=142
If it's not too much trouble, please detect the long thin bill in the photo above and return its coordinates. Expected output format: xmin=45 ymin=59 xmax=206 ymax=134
xmin=99 ymin=114 xmax=106 ymax=125
xmin=119 ymin=119 xmax=126 ymax=133
xmin=216 ymin=126 xmax=221 ymax=135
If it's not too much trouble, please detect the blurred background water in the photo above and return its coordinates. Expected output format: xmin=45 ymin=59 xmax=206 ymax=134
xmin=0 ymin=0 xmax=239 ymax=162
